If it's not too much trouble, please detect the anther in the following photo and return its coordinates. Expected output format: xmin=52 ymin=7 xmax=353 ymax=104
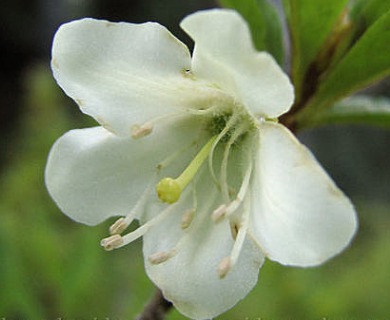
xmin=131 ymin=122 xmax=153 ymax=139
xmin=181 ymin=209 xmax=195 ymax=229
xmin=212 ymin=204 xmax=227 ymax=222
xmin=230 ymin=221 xmax=239 ymax=240
xmin=148 ymin=250 xmax=177 ymax=265
xmin=100 ymin=234 xmax=124 ymax=251
xmin=217 ymin=256 xmax=232 ymax=279
xmin=109 ymin=217 xmax=128 ymax=235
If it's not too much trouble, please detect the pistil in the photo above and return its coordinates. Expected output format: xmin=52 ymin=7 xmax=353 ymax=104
xmin=156 ymin=135 xmax=217 ymax=204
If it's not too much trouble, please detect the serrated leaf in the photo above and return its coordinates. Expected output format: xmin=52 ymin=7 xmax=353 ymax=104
xmin=283 ymin=0 xmax=349 ymax=97
xmin=301 ymin=10 xmax=390 ymax=119
xmin=219 ymin=0 xmax=284 ymax=64
xmin=307 ymin=95 xmax=390 ymax=127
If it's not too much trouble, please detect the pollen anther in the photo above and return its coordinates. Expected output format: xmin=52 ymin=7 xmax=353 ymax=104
xmin=100 ymin=234 xmax=124 ymax=251
xmin=212 ymin=204 xmax=227 ymax=222
xmin=131 ymin=122 xmax=153 ymax=139
xmin=217 ymin=256 xmax=232 ymax=279
xmin=148 ymin=250 xmax=177 ymax=265
xmin=109 ymin=217 xmax=128 ymax=235
xmin=181 ymin=209 xmax=195 ymax=229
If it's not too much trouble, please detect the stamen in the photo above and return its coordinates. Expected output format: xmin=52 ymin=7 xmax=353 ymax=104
xmin=131 ymin=111 xmax=192 ymax=140
xmin=131 ymin=122 xmax=153 ymax=139
xmin=109 ymin=217 xmax=127 ymax=235
xmin=108 ymin=184 xmax=152 ymax=235
xmin=148 ymin=249 xmax=177 ymax=265
xmin=208 ymin=113 xmax=240 ymax=187
xmin=211 ymin=204 xmax=227 ymax=222
xmin=120 ymin=204 xmax=177 ymax=247
xmin=220 ymin=123 xmax=248 ymax=202
xmin=229 ymin=221 xmax=239 ymax=240
xmin=156 ymin=141 xmax=196 ymax=171
xmin=186 ymin=104 xmax=222 ymax=116
xmin=217 ymin=256 xmax=232 ymax=279
xmin=220 ymin=158 xmax=253 ymax=220
xmin=102 ymin=203 xmax=177 ymax=251
xmin=216 ymin=194 xmax=251 ymax=278
xmin=181 ymin=209 xmax=195 ymax=229
xmin=156 ymin=135 xmax=217 ymax=204
xmin=100 ymin=235 xmax=124 ymax=251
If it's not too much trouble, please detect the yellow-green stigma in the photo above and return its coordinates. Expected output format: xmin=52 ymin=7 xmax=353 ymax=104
xmin=156 ymin=178 xmax=181 ymax=204
xmin=156 ymin=135 xmax=217 ymax=204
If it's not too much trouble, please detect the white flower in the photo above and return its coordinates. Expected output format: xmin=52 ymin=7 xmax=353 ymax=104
xmin=45 ymin=9 xmax=358 ymax=320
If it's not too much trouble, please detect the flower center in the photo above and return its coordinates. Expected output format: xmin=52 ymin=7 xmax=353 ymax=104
xmin=100 ymin=99 xmax=259 ymax=279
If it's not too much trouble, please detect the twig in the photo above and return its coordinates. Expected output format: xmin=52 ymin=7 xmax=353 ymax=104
xmin=136 ymin=288 xmax=173 ymax=320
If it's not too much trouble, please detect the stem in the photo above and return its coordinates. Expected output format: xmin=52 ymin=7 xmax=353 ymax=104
xmin=136 ymin=288 xmax=173 ymax=320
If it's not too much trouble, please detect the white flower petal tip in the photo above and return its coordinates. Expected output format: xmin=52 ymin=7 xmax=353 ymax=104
xmin=251 ymin=123 xmax=358 ymax=267
xmin=180 ymin=9 xmax=295 ymax=118
xmin=51 ymin=18 xmax=199 ymax=137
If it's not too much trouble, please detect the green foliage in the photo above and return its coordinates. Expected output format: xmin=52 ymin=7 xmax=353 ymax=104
xmin=307 ymin=95 xmax=390 ymax=127
xmin=351 ymin=0 xmax=390 ymax=29
xmin=300 ymin=9 xmax=390 ymax=122
xmin=219 ymin=0 xmax=284 ymax=64
xmin=282 ymin=0 xmax=350 ymax=99
xmin=220 ymin=0 xmax=390 ymax=130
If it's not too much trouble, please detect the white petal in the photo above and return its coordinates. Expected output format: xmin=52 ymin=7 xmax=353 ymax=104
xmin=45 ymin=116 xmax=201 ymax=225
xmin=250 ymin=123 xmax=358 ymax=266
xmin=181 ymin=9 xmax=294 ymax=118
xmin=52 ymin=18 xmax=209 ymax=136
xmin=143 ymin=170 xmax=264 ymax=319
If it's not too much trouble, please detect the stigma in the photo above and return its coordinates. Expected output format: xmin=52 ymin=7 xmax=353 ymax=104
xmin=155 ymin=135 xmax=217 ymax=204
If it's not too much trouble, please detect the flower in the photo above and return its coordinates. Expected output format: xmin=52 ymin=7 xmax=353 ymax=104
xmin=45 ymin=9 xmax=358 ymax=320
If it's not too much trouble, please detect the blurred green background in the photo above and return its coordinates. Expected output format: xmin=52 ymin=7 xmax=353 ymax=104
xmin=1 ymin=0 xmax=389 ymax=319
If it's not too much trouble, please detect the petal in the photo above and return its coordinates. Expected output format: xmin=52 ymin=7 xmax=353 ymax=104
xmin=45 ymin=116 xmax=202 ymax=225
xmin=143 ymin=169 xmax=264 ymax=319
xmin=52 ymin=18 xmax=208 ymax=136
xmin=250 ymin=123 xmax=358 ymax=266
xmin=181 ymin=9 xmax=294 ymax=118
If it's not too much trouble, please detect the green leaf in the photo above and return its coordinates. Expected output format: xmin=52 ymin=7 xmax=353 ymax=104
xmin=306 ymin=95 xmax=390 ymax=127
xmin=351 ymin=0 xmax=390 ymax=29
xmin=283 ymin=0 xmax=349 ymax=98
xmin=300 ymin=10 xmax=390 ymax=120
xmin=219 ymin=0 xmax=284 ymax=64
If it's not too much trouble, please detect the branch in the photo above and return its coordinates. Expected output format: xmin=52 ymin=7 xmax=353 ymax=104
xmin=136 ymin=288 xmax=173 ymax=320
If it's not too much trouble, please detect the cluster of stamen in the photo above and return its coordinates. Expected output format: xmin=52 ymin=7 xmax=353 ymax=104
xmin=101 ymin=102 xmax=257 ymax=279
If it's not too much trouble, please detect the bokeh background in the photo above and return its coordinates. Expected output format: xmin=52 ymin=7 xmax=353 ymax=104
xmin=1 ymin=0 xmax=389 ymax=319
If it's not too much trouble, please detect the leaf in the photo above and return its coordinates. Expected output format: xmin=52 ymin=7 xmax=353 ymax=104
xmin=351 ymin=0 xmax=390 ymax=29
xmin=283 ymin=0 xmax=349 ymax=98
xmin=219 ymin=0 xmax=284 ymax=64
xmin=300 ymin=10 xmax=390 ymax=120
xmin=306 ymin=95 xmax=390 ymax=127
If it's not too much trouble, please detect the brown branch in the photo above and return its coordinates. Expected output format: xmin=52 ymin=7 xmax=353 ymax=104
xmin=136 ymin=288 xmax=173 ymax=320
